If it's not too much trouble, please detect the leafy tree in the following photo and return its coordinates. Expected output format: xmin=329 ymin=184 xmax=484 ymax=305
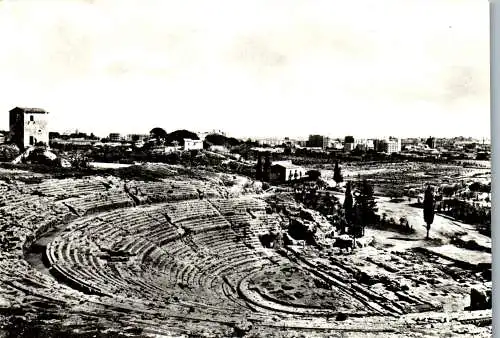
xmin=333 ymin=161 xmax=343 ymax=184
xmin=49 ymin=131 xmax=61 ymax=139
xmin=227 ymin=137 xmax=242 ymax=147
xmin=354 ymin=179 xmax=378 ymax=236
xmin=149 ymin=127 xmax=168 ymax=143
xmin=469 ymin=182 xmax=481 ymax=192
xmin=205 ymin=133 xmax=227 ymax=146
xmin=442 ymin=184 xmax=459 ymax=197
xmin=469 ymin=182 xmax=491 ymax=194
xmin=307 ymin=170 xmax=321 ymax=181
xmin=344 ymin=136 xmax=354 ymax=143
xmin=423 ymin=185 xmax=435 ymax=239
xmin=0 ymin=144 xmax=20 ymax=161
xmin=165 ymin=129 xmax=199 ymax=146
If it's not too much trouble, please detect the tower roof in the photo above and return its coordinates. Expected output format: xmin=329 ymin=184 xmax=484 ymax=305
xmin=10 ymin=107 xmax=48 ymax=114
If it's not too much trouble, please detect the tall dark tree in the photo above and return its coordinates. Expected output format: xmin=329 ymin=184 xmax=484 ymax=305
xmin=343 ymin=182 xmax=354 ymax=242
xmin=343 ymin=182 xmax=353 ymax=223
xmin=423 ymin=185 xmax=435 ymax=239
xmin=333 ymin=161 xmax=343 ymax=184
xmin=263 ymin=153 xmax=271 ymax=182
xmin=354 ymin=179 xmax=378 ymax=236
xmin=256 ymin=154 xmax=263 ymax=180
xmin=426 ymin=137 xmax=435 ymax=149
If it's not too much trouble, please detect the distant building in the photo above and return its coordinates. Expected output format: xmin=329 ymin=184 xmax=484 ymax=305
xmin=164 ymin=146 xmax=181 ymax=153
xmin=198 ymin=130 xmax=226 ymax=140
xmin=306 ymin=135 xmax=331 ymax=150
xmin=366 ymin=139 xmax=375 ymax=150
xmin=330 ymin=140 xmax=344 ymax=150
xmin=251 ymin=147 xmax=284 ymax=154
xmin=343 ymin=137 xmax=374 ymax=152
xmin=354 ymin=139 xmax=375 ymax=151
xmin=270 ymin=161 xmax=307 ymax=183
xmin=307 ymin=135 xmax=323 ymax=148
xmin=257 ymin=137 xmax=285 ymax=147
xmin=51 ymin=138 xmax=94 ymax=147
xmin=387 ymin=137 xmax=401 ymax=153
xmin=183 ymin=139 xmax=203 ymax=151
xmin=126 ymin=134 xmax=148 ymax=142
xmin=209 ymin=145 xmax=229 ymax=154
xmin=282 ymin=137 xmax=302 ymax=148
xmin=377 ymin=137 xmax=401 ymax=153
xmin=344 ymin=142 xmax=355 ymax=152
xmin=9 ymin=107 xmax=49 ymax=150
xmin=343 ymin=136 xmax=355 ymax=152
xmin=109 ymin=133 xmax=122 ymax=142
xmin=296 ymin=140 xmax=307 ymax=147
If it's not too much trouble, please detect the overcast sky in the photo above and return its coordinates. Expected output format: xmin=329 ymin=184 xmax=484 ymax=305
xmin=0 ymin=0 xmax=490 ymax=139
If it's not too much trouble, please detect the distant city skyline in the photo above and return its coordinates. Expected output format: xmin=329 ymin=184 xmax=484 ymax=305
xmin=40 ymin=126 xmax=491 ymax=144
xmin=2 ymin=115 xmax=491 ymax=143
xmin=0 ymin=0 xmax=490 ymax=139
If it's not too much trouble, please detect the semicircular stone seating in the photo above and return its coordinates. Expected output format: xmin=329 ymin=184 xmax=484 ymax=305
xmin=40 ymin=175 xmax=392 ymax=321
xmin=45 ymin=196 xmax=291 ymax=316
xmin=2 ymin=175 xmax=388 ymax=322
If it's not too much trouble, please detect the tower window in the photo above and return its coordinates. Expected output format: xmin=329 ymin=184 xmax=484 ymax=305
xmin=29 ymin=115 xmax=34 ymax=122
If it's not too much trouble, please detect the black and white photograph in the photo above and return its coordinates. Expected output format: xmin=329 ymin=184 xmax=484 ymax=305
xmin=0 ymin=0 xmax=492 ymax=337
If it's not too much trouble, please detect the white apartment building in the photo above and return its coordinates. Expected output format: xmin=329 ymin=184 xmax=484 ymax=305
xmin=183 ymin=139 xmax=203 ymax=151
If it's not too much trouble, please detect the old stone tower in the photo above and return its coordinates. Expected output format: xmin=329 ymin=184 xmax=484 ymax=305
xmin=9 ymin=107 xmax=49 ymax=151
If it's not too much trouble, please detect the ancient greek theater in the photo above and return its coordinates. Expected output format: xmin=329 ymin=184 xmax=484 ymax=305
xmin=0 ymin=163 xmax=491 ymax=337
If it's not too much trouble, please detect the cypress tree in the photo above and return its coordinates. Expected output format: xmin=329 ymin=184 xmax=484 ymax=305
xmin=354 ymin=179 xmax=378 ymax=236
xmin=263 ymin=153 xmax=271 ymax=182
xmin=423 ymin=185 xmax=435 ymax=239
xmin=343 ymin=182 xmax=354 ymax=244
xmin=256 ymin=154 xmax=263 ymax=180
xmin=343 ymin=182 xmax=353 ymax=225
xmin=333 ymin=161 xmax=343 ymax=184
